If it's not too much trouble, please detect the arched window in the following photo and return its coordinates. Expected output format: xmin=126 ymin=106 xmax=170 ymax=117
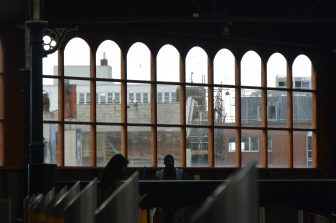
xmin=185 ymin=46 xmax=209 ymax=167
xmin=42 ymin=37 xmax=317 ymax=169
xmin=213 ymin=49 xmax=236 ymax=167
xmin=266 ymin=53 xmax=290 ymax=168
xmin=292 ymin=55 xmax=315 ymax=168
xmin=127 ymin=42 xmax=151 ymax=81
xmin=156 ymin=44 xmax=181 ymax=166
xmin=95 ymin=40 xmax=122 ymax=166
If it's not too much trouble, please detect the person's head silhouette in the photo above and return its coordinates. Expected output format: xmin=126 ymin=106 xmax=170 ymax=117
xmin=164 ymin=154 xmax=175 ymax=169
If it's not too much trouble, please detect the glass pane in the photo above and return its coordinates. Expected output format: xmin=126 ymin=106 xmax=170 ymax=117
xmin=96 ymin=40 xmax=121 ymax=79
xmin=267 ymin=130 xmax=290 ymax=168
xmin=241 ymin=89 xmax=261 ymax=127
xmin=64 ymin=80 xmax=90 ymax=122
xmin=96 ymin=81 xmax=121 ymax=123
xmin=157 ymin=84 xmax=180 ymax=124
xmin=43 ymin=51 xmax=58 ymax=76
xmin=267 ymin=90 xmax=288 ymax=128
xmin=293 ymin=92 xmax=312 ymax=128
xmin=241 ymin=129 xmax=262 ymax=167
xmin=186 ymin=127 xmax=208 ymax=167
xmin=267 ymin=53 xmax=287 ymax=88
xmin=43 ymin=78 xmax=58 ymax=121
xmin=157 ymin=127 xmax=180 ymax=167
xmin=127 ymin=126 xmax=151 ymax=167
xmin=96 ymin=125 xmax=121 ymax=167
xmin=157 ymin=44 xmax=180 ymax=82
xmin=43 ymin=123 xmax=58 ymax=164
xmin=294 ymin=131 xmax=313 ymax=168
xmin=214 ymin=48 xmax=235 ymax=85
xmin=64 ymin=124 xmax=91 ymax=166
xmin=127 ymin=42 xmax=151 ymax=81
xmin=241 ymin=51 xmax=261 ymax=87
xmin=64 ymin=38 xmax=90 ymax=77
xmin=127 ymin=83 xmax=151 ymax=124
xmin=292 ymin=55 xmax=312 ymax=90
xmin=186 ymin=46 xmax=208 ymax=84
xmin=215 ymin=128 xmax=236 ymax=167
xmin=214 ymin=87 xmax=236 ymax=126
xmin=186 ymin=86 xmax=208 ymax=125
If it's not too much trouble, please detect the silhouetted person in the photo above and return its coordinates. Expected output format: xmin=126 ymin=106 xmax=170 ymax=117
xmin=99 ymin=154 xmax=129 ymax=203
xmin=156 ymin=154 xmax=185 ymax=180
xmin=155 ymin=155 xmax=185 ymax=223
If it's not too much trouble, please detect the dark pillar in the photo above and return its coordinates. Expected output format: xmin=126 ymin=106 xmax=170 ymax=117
xmin=26 ymin=20 xmax=47 ymax=164
xmin=26 ymin=20 xmax=56 ymax=195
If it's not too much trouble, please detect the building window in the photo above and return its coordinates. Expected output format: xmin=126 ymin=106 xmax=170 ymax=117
xmin=129 ymin=93 xmax=134 ymax=102
xmin=267 ymin=136 xmax=272 ymax=152
xmin=100 ymin=93 xmax=106 ymax=104
xmin=79 ymin=93 xmax=85 ymax=104
xmin=107 ymin=93 xmax=113 ymax=104
xmin=86 ymin=93 xmax=90 ymax=104
xmin=241 ymin=137 xmax=259 ymax=152
xmin=171 ymin=92 xmax=177 ymax=102
xmin=278 ymin=81 xmax=285 ymax=87
xmin=301 ymin=81 xmax=310 ymax=89
xmin=164 ymin=92 xmax=170 ymax=103
xmin=143 ymin=92 xmax=148 ymax=103
xmin=136 ymin=93 xmax=141 ymax=103
xmin=306 ymin=132 xmax=312 ymax=168
xmin=228 ymin=137 xmax=235 ymax=152
xmin=115 ymin=92 xmax=120 ymax=103
xmin=267 ymin=105 xmax=277 ymax=121
xmin=157 ymin=92 xmax=163 ymax=103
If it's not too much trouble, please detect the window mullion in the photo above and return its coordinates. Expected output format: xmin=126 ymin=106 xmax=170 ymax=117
xmin=287 ymin=63 xmax=293 ymax=168
xmin=261 ymin=60 xmax=267 ymax=168
xmin=120 ymin=51 xmax=127 ymax=157
xmin=179 ymin=54 xmax=186 ymax=167
xmin=150 ymin=54 xmax=157 ymax=167
xmin=207 ymin=56 xmax=214 ymax=167
xmin=235 ymin=59 xmax=241 ymax=167
xmin=58 ymin=50 xmax=65 ymax=166
xmin=90 ymin=48 xmax=96 ymax=167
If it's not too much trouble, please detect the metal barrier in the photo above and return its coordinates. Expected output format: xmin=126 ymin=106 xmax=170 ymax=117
xmin=95 ymin=172 xmax=139 ymax=223
xmin=64 ymin=179 xmax=98 ymax=223
xmin=52 ymin=181 xmax=80 ymax=223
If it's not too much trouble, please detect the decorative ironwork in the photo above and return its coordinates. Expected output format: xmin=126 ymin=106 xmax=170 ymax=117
xmin=42 ymin=27 xmax=77 ymax=56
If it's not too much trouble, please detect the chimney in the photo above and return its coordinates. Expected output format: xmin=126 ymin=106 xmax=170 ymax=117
xmin=100 ymin=52 xmax=108 ymax=66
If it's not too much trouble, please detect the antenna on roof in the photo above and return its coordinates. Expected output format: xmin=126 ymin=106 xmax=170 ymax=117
xmin=100 ymin=52 xmax=108 ymax=66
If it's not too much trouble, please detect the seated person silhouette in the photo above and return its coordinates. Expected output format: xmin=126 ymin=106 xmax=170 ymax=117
xmin=155 ymin=154 xmax=185 ymax=180
xmin=154 ymin=155 xmax=185 ymax=223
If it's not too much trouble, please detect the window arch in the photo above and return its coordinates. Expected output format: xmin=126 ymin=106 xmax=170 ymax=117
xmin=241 ymin=50 xmax=262 ymax=87
xmin=157 ymin=44 xmax=180 ymax=82
xmin=214 ymin=48 xmax=235 ymax=86
xmin=186 ymin=46 xmax=208 ymax=83
xmin=96 ymin=40 xmax=121 ymax=79
xmin=127 ymin=42 xmax=151 ymax=81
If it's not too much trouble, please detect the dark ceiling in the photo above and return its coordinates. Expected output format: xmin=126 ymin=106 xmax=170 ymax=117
xmin=2 ymin=0 xmax=336 ymax=49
